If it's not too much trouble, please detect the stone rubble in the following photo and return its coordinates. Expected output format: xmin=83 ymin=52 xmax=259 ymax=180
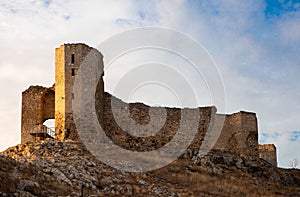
xmin=1 ymin=140 xmax=182 ymax=196
xmin=0 ymin=140 xmax=299 ymax=196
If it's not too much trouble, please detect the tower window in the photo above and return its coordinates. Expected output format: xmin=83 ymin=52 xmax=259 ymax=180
xmin=71 ymin=68 xmax=75 ymax=76
xmin=72 ymin=93 xmax=74 ymax=99
xmin=71 ymin=54 xmax=75 ymax=64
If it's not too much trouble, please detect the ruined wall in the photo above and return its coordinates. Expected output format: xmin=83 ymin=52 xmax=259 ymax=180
xmin=213 ymin=112 xmax=258 ymax=159
xmin=240 ymin=112 xmax=259 ymax=158
xmin=100 ymin=92 xmax=259 ymax=159
xmin=43 ymin=87 xmax=55 ymax=121
xmin=21 ymin=43 xmax=262 ymax=161
xmin=21 ymin=86 xmax=55 ymax=144
xmin=259 ymin=144 xmax=277 ymax=166
xmin=102 ymin=93 xmax=182 ymax=151
xmin=55 ymin=43 xmax=104 ymax=141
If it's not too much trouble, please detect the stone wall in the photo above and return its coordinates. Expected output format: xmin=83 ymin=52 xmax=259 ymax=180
xmin=43 ymin=87 xmax=55 ymax=121
xmin=100 ymin=92 xmax=259 ymax=159
xmin=259 ymin=144 xmax=277 ymax=166
xmin=21 ymin=86 xmax=55 ymax=144
xmin=212 ymin=112 xmax=258 ymax=159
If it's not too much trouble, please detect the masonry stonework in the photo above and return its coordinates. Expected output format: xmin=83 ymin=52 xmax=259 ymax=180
xmin=212 ymin=112 xmax=258 ymax=159
xmin=100 ymin=95 xmax=259 ymax=159
xmin=259 ymin=144 xmax=277 ymax=166
xmin=55 ymin=44 xmax=104 ymax=141
xmin=21 ymin=43 xmax=275 ymax=165
xmin=21 ymin=86 xmax=55 ymax=143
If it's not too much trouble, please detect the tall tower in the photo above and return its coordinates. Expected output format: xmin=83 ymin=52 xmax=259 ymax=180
xmin=55 ymin=43 xmax=104 ymax=141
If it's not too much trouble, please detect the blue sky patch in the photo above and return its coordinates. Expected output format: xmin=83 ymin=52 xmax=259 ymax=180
xmin=138 ymin=11 xmax=146 ymax=20
xmin=43 ymin=0 xmax=52 ymax=7
xmin=289 ymin=131 xmax=300 ymax=141
xmin=260 ymin=131 xmax=300 ymax=143
xmin=64 ymin=15 xmax=70 ymax=21
xmin=265 ymin=0 xmax=300 ymax=17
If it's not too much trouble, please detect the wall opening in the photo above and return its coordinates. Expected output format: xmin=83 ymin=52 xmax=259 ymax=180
xmin=43 ymin=119 xmax=55 ymax=139
xmin=72 ymin=68 xmax=75 ymax=76
xmin=44 ymin=119 xmax=55 ymax=130
xmin=66 ymin=129 xmax=70 ymax=139
xmin=71 ymin=54 xmax=75 ymax=64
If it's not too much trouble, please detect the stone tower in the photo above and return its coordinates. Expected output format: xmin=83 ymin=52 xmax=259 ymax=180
xmin=55 ymin=43 xmax=104 ymax=141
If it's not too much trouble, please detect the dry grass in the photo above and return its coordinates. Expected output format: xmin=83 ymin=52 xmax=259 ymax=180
xmin=147 ymin=159 xmax=300 ymax=196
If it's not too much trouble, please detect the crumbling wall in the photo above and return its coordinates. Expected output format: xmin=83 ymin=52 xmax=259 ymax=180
xmin=43 ymin=87 xmax=55 ymax=121
xmin=102 ymin=93 xmax=181 ymax=151
xmin=259 ymin=144 xmax=277 ymax=166
xmin=100 ymin=92 xmax=259 ymax=159
xmin=21 ymin=86 xmax=55 ymax=144
xmin=212 ymin=112 xmax=258 ymax=159
xmin=21 ymin=43 xmax=261 ymax=161
xmin=240 ymin=112 xmax=259 ymax=159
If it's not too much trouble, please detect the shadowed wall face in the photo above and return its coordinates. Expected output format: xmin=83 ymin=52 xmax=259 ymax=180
xmin=100 ymin=94 xmax=259 ymax=159
xmin=211 ymin=112 xmax=258 ymax=159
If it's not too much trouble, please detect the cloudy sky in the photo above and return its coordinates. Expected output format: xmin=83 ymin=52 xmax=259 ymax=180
xmin=0 ymin=0 xmax=299 ymax=168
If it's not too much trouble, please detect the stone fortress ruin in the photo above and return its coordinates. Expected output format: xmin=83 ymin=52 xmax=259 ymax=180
xmin=21 ymin=43 xmax=277 ymax=167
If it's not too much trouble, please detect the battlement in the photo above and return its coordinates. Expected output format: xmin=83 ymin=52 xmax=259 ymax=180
xmin=21 ymin=43 xmax=275 ymax=164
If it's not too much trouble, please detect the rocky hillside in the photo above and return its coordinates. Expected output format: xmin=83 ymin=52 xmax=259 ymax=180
xmin=0 ymin=140 xmax=299 ymax=196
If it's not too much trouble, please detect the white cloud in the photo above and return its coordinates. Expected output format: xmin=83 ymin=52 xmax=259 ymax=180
xmin=277 ymin=11 xmax=300 ymax=45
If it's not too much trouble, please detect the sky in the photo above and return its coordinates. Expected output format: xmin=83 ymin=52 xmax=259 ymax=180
xmin=0 ymin=0 xmax=299 ymax=168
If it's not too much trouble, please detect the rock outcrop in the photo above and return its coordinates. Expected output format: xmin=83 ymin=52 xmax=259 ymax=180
xmin=1 ymin=140 xmax=299 ymax=196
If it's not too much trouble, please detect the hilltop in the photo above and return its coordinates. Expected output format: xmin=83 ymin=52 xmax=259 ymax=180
xmin=0 ymin=140 xmax=299 ymax=196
